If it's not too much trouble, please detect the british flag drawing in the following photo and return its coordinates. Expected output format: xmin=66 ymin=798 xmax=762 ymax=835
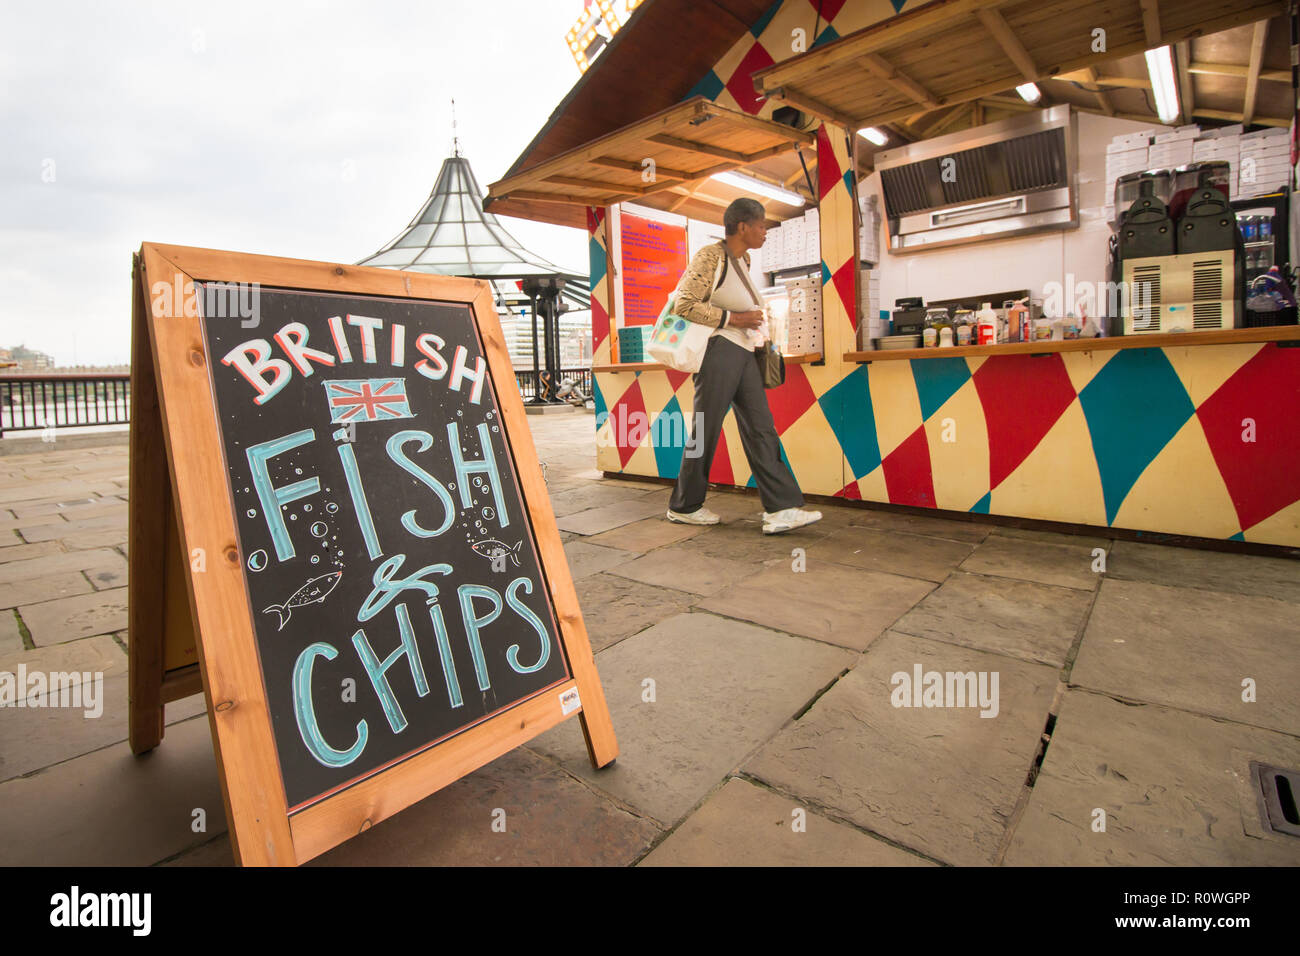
xmin=324 ymin=378 xmax=413 ymax=424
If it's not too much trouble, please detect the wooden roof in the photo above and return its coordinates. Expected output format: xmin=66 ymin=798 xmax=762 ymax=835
xmin=486 ymin=97 xmax=816 ymax=227
xmin=752 ymin=0 xmax=1288 ymax=133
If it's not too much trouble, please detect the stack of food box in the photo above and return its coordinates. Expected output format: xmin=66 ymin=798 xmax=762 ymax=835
xmin=858 ymin=268 xmax=884 ymax=349
xmin=1103 ymin=129 xmax=1154 ymax=222
xmin=858 ymin=193 xmax=881 ymax=264
xmin=1192 ymin=125 xmax=1243 ymax=200
xmin=760 ymin=208 xmax=822 ymax=272
xmin=1239 ymin=127 xmax=1291 ymax=198
xmin=780 ymin=274 xmax=822 ymax=355
xmin=1147 ymin=125 xmax=1199 ymax=170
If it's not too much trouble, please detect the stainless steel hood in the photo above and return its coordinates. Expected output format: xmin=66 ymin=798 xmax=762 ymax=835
xmin=874 ymin=105 xmax=1078 ymax=254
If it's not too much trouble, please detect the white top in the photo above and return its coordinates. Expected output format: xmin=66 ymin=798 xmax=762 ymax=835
xmin=709 ymin=254 xmax=767 ymax=350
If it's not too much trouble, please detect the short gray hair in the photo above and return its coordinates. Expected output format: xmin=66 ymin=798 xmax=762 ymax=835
xmin=724 ymin=198 xmax=766 ymax=235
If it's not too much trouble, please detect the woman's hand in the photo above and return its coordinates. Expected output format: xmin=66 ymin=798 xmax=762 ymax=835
xmin=729 ymin=309 xmax=764 ymax=330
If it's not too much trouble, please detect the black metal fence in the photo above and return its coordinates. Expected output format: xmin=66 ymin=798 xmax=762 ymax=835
xmin=0 ymin=369 xmax=594 ymax=434
xmin=0 ymin=374 xmax=131 ymax=435
xmin=513 ymin=368 xmax=593 ymax=403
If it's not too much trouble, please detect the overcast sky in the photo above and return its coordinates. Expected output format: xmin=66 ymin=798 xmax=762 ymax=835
xmin=0 ymin=0 xmax=593 ymax=366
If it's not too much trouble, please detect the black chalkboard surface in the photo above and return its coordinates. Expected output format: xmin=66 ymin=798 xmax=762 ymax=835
xmin=199 ymin=284 xmax=570 ymax=810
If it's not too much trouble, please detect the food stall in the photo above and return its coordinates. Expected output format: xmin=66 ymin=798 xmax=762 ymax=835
xmin=487 ymin=0 xmax=1299 ymax=549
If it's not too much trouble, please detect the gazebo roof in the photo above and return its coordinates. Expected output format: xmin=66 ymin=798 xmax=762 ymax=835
xmin=358 ymin=153 xmax=588 ymax=308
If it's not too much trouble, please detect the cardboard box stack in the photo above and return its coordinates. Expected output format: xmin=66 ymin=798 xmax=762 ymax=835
xmin=1147 ymin=125 xmax=1199 ymax=169
xmin=760 ymin=223 xmax=784 ymax=272
xmin=858 ymin=267 xmax=884 ymax=349
xmin=1192 ymin=125 xmax=1243 ymax=200
xmin=1239 ymin=127 xmax=1291 ymax=198
xmin=1103 ymin=129 xmax=1154 ymax=222
xmin=802 ymin=208 xmax=820 ymax=267
xmin=779 ymin=215 xmax=805 ymax=269
xmin=858 ymin=193 xmax=881 ymax=263
xmin=781 ymin=274 xmax=822 ymax=355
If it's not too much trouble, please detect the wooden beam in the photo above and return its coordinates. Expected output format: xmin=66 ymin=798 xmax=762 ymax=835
xmin=1079 ymin=67 xmax=1116 ymax=115
xmin=979 ymin=95 xmax=1038 ymax=112
xmin=543 ymin=174 xmax=646 ymax=194
xmin=1189 ymin=61 xmax=1290 ymax=83
xmin=1243 ymin=20 xmax=1269 ymax=125
xmin=589 ymin=156 xmax=691 ymax=180
xmin=1139 ymin=0 xmax=1161 ymax=47
xmin=1193 ymin=107 xmax=1290 ymax=127
xmin=975 ymin=7 xmax=1038 ymax=82
xmin=765 ymin=85 xmax=862 ymax=131
xmin=646 ymin=133 xmax=750 ymax=163
xmin=703 ymin=101 xmax=818 ymax=146
xmin=922 ymin=104 xmax=972 ymax=138
xmin=504 ymin=188 xmax=635 ymax=205
xmin=846 ymin=2 xmax=1288 ymax=131
xmin=858 ymin=52 xmax=943 ymax=110
xmin=666 ymin=186 xmax=731 ymax=210
xmin=1176 ymin=42 xmax=1194 ymax=125
xmin=1057 ymin=71 xmax=1152 ymax=89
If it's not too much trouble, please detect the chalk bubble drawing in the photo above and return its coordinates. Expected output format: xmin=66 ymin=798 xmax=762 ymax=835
xmin=261 ymin=571 xmax=343 ymax=631
xmin=247 ymin=549 xmax=268 ymax=572
xmin=471 ymin=538 xmax=522 ymax=568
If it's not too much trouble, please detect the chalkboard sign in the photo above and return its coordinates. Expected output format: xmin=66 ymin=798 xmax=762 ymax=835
xmin=129 ymin=244 xmax=616 ymax=865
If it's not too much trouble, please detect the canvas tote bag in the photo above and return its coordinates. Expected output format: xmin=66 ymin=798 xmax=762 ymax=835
xmin=646 ymin=251 xmax=727 ymax=373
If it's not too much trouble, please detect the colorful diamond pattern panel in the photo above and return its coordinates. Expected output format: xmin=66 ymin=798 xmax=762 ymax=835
xmin=592 ymin=337 xmax=1300 ymax=546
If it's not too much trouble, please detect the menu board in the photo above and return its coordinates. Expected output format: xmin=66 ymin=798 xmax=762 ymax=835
xmin=620 ymin=213 xmax=688 ymax=326
xmin=199 ymin=284 xmax=571 ymax=811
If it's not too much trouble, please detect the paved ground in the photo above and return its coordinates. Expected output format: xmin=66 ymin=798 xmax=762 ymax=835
xmin=1 ymin=415 xmax=1298 ymax=866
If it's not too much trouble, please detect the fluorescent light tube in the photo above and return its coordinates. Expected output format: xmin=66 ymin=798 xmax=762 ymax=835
xmin=1145 ymin=45 xmax=1179 ymax=124
xmin=710 ymin=170 xmax=805 ymax=206
xmin=1016 ymin=83 xmax=1041 ymax=103
xmin=858 ymin=126 xmax=889 ymax=146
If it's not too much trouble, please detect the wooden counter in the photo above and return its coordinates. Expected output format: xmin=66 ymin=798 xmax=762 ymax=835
xmin=844 ymin=326 xmax=1300 ymax=363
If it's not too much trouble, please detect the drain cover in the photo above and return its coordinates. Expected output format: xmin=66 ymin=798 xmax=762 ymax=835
xmin=1251 ymin=762 xmax=1300 ymax=838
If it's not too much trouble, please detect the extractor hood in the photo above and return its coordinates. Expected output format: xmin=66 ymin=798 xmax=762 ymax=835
xmin=875 ymin=105 xmax=1078 ymax=254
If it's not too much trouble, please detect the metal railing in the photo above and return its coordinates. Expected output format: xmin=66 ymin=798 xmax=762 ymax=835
xmin=0 ymin=374 xmax=131 ymax=435
xmin=514 ymin=368 xmax=592 ymax=403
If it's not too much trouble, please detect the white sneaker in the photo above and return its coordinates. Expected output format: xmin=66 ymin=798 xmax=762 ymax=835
xmin=762 ymin=507 xmax=822 ymax=534
xmin=666 ymin=507 xmax=721 ymax=525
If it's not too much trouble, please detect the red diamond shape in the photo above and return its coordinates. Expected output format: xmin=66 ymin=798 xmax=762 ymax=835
xmin=767 ymin=364 xmax=818 ymax=434
xmin=973 ymin=354 xmax=1076 ymax=490
xmin=881 ymin=424 xmax=935 ymax=508
xmin=724 ymin=41 xmax=776 ymax=115
xmin=817 ymin=124 xmax=843 ymax=200
xmin=1196 ymin=342 xmax=1300 ymax=530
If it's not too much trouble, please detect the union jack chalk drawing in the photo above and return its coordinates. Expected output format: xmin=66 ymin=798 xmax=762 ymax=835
xmin=324 ymin=378 xmax=413 ymax=423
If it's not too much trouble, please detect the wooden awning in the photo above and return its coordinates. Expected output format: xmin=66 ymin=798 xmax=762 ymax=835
xmin=751 ymin=0 xmax=1287 ymax=132
xmin=485 ymin=96 xmax=816 ymax=227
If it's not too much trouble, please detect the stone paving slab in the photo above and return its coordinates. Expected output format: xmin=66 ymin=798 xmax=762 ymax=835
xmin=85 ymin=561 xmax=127 ymax=590
xmin=18 ymin=511 xmax=126 ymax=543
xmin=55 ymin=529 xmax=129 ymax=550
xmin=0 ymin=638 xmax=206 ymax=782
xmin=313 ymin=747 xmax=661 ymax=866
xmin=0 ymin=512 xmax=69 ymax=532
xmin=0 ymin=714 xmax=222 ymax=866
xmin=959 ymin=534 xmax=1102 ymax=591
xmin=1071 ymin=578 xmax=1299 ymax=735
xmin=20 ymin=587 xmax=128 ymax=645
xmin=845 ymin=508 xmax=993 ymax=543
xmin=0 ymin=540 xmax=64 ymax=563
xmin=607 ymin=548 xmax=756 ymax=597
xmin=1004 ymin=689 xmax=1300 ymax=866
xmin=546 ymin=483 xmax=660 ymax=518
xmin=560 ymin=540 xmax=639 ymax=579
xmin=555 ymin=497 xmax=668 ymax=536
xmin=674 ymin=516 xmax=832 ymax=563
xmin=0 ymin=571 xmax=94 ymax=609
xmin=811 ymin=526 xmax=977 ymax=582
xmin=1107 ymin=540 xmax=1300 ymax=604
xmin=527 ymin=611 xmax=854 ymax=827
xmin=990 ymin=525 xmax=1114 ymax=552
xmin=892 ymin=571 xmax=1093 ymax=667
xmin=697 ymin=561 xmax=935 ymax=651
xmin=574 ymin=572 xmax=696 ymax=653
xmin=745 ymin=629 xmax=1059 ymax=865
xmin=0 ymin=609 xmax=22 ymax=654
xmin=5 ymin=484 xmax=124 ymax=511
xmin=640 ymin=777 xmax=933 ymax=867
xmin=586 ymin=516 xmax=706 ymax=552
xmin=0 ymin=547 xmax=126 ymax=585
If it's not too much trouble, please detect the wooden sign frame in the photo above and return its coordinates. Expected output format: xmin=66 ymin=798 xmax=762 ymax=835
xmin=128 ymin=242 xmax=617 ymax=865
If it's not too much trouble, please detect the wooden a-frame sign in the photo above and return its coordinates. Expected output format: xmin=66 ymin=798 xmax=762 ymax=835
xmin=127 ymin=242 xmax=617 ymax=866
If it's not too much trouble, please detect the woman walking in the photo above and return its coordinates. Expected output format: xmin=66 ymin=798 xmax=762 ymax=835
xmin=666 ymin=197 xmax=822 ymax=535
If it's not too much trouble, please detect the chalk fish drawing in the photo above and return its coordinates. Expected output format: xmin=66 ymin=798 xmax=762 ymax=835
xmin=262 ymin=571 xmax=343 ymax=631
xmin=472 ymin=538 xmax=522 ymax=568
